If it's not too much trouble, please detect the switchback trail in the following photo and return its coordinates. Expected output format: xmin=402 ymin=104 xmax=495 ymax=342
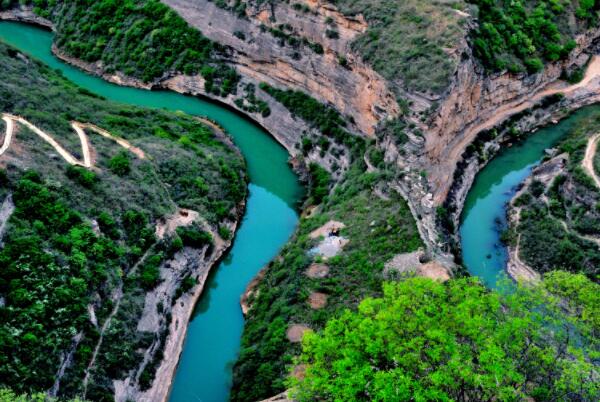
xmin=0 ymin=113 xmax=145 ymax=167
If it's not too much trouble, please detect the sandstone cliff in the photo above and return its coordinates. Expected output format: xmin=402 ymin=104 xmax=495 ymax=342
xmin=161 ymin=0 xmax=399 ymax=137
xmin=426 ymin=25 xmax=600 ymax=205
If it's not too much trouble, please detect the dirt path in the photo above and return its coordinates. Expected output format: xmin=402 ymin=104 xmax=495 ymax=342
xmin=0 ymin=113 xmax=144 ymax=168
xmin=582 ymin=132 xmax=600 ymax=188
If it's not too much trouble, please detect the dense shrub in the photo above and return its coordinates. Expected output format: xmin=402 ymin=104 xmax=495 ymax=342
xmin=470 ymin=0 xmax=586 ymax=73
xmin=108 ymin=151 xmax=131 ymax=176
xmin=66 ymin=165 xmax=98 ymax=188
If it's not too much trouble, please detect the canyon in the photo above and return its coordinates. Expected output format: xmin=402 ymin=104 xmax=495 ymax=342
xmin=2 ymin=1 xmax=600 ymax=401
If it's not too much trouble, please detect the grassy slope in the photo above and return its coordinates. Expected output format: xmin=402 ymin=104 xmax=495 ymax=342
xmin=0 ymin=41 xmax=246 ymax=400
xmin=508 ymin=109 xmax=600 ymax=281
xmin=331 ymin=0 xmax=469 ymax=95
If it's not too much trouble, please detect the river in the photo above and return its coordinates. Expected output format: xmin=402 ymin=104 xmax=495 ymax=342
xmin=0 ymin=21 xmax=303 ymax=402
xmin=460 ymin=106 xmax=600 ymax=288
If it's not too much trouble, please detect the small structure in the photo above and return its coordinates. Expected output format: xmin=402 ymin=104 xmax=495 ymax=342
xmin=309 ymin=220 xmax=348 ymax=259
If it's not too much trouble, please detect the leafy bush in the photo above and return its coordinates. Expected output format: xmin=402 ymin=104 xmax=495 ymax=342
xmin=66 ymin=165 xmax=98 ymax=188
xmin=108 ymin=151 xmax=131 ymax=176
xmin=176 ymin=226 xmax=213 ymax=248
xmin=308 ymin=163 xmax=331 ymax=204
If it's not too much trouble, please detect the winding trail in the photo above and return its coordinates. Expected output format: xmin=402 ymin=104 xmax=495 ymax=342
xmin=0 ymin=113 xmax=144 ymax=167
xmin=582 ymin=132 xmax=600 ymax=188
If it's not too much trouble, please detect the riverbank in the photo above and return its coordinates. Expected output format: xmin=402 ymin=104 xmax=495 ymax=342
xmin=116 ymin=202 xmax=244 ymax=402
xmin=449 ymin=58 xmax=600 ymax=255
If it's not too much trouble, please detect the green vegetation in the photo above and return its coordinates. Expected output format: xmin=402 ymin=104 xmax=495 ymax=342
xmin=1 ymin=0 xmax=239 ymax=95
xmin=0 ymin=388 xmax=84 ymax=401
xmin=0 ymin=41 xmax=245 ymax=399
xmin=108 ymin=151 xmax=130 ymax=176
xmin=509 ymin=109 xmax=600 ymax=281
xmin=331 ymin=0 xmax=469 ymax=94
xmin=259 ymin=83 xmax=360 ymax=152
xmin=232 ymin=162 xmax=423 ymax=401
xmin=307 ymin=163 xmax=331 ymax=205
xmin=470 ymin=0 xmax=590 ymax=73
xmin=234 ymin=83 xmax=271 ymax=117
xmin=291 ymin=274 xmax=600 ymax=401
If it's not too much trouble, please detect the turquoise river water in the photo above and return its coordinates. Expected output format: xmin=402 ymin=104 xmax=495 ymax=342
xmin=0 ymin=21 xmax=303 ymax=402
xmin=460 ymin=106 xmax=599 ymax=288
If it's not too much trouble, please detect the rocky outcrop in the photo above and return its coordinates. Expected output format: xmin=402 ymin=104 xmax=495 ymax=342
xmin=425 ymin=26 xmax=600 ymax=205
xmin=0 ymin=194 xmax=14 ymax=244
xmin=161 ymin=0 xmax=399 ymax=137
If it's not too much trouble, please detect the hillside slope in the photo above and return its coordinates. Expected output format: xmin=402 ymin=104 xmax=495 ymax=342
xmin=0 ymin=41 xmax=246 ymax=401
xmin=506 ymin=109 xmax=600 ymax=282
xmin=2 ymin=1 xmax=600 ymax=401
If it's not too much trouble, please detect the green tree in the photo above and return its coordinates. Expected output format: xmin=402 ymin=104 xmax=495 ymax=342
xmin=108 ymin=151 xmax=131 ymax=176
xmin=291 ymin=275 xmax=599 ymax=401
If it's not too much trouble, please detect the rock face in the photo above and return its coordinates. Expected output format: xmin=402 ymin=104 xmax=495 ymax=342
xmin=161 ymin=0 xmax=399 ymax=137
xmin=425 ymin=27 xmax=600 ymax=205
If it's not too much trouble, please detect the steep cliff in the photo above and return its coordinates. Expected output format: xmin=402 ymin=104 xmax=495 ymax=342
xmin=426 ymin=26 xmax=600 ymax=205
xmin=161 ymin=0 xmax=398 ymax=137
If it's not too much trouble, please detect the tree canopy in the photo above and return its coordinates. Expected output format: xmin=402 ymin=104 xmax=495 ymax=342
xmin=291 ymin=274 xmax=600 ymax=401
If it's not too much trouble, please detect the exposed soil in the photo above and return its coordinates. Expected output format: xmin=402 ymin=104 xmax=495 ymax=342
xmin=307 ymin=292 xmax=327 ymax=309
xmin=305 ymin=263 xmax=329 ymax=278
xmin=286 ymin=324 xmax=311 ymax=343
xmin=417 ymin=261 xmax=451 ymax=282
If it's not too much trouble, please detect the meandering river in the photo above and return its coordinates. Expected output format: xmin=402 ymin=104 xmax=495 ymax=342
xmin=0 ymin=21 xmax=303 ymax=402
xmin=460 ymin=106 xmax=600 ymax=288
